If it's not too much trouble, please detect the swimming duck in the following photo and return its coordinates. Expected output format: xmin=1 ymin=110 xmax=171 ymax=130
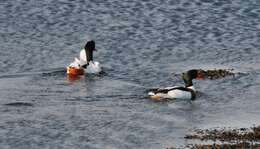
xmin=67 ymin=40 xmax=102 ymax=75
xmin=148 ymin=69 xmax=205 ymax=100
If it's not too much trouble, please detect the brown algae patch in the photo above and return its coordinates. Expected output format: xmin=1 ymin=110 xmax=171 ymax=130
xmin=188 ymin=143 xmax=260 ymax=149
xmin=204 ymin=69 xmax=235 ymax=80
xmin=184 ymin=126 xmax=260 ymax=149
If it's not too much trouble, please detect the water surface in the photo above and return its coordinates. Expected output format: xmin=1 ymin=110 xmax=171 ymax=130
xmin=0 ymin=0 xmax=260 ymax=148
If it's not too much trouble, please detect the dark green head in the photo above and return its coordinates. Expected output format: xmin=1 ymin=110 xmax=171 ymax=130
xmin=182 ymin=69 xmax=206 ymax=87
xmin=84 ymin=40 xmax=96 ymax=51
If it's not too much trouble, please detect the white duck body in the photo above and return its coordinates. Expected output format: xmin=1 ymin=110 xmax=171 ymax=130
xmin=148 ymin=86 xmax=196 ymax=100
xmin=68 ymin=58 xmax=101 ymax=74
xmin=79 ymin=49 xmax=102 ymax=74
xmin=85 ymin=61 xmax=101 ymax=74
xmin=67 ymin=49 xmax=102 ymax=74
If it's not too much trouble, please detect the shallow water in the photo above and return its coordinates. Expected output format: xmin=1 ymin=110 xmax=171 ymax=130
xmin=0 ymin=0 xmax=260 ymax=148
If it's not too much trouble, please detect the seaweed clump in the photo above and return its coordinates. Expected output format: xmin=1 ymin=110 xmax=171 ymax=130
xmin=184 ymin=126 xmax=260 ymax=149
xmin=185 ymin=126 xmax=260 ymax=141
xmin=204 ymin=69 xmax=235 ymax=80
xmin=190 ymin=143 xmax=260 ymax=149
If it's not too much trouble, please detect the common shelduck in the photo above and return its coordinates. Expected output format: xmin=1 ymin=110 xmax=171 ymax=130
xmin=67 ymin=40 xmax=102 ymax=75
xmin=148 ymin=69 xmax=205 ymax=100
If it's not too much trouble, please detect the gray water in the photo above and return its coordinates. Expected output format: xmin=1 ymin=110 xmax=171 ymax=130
xmin=0 ymin=0 xmax=260 ymax=148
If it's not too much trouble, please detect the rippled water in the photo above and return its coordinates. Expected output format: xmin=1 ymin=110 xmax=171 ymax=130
xmin=0 ymin=0 xmax=260 ymax=148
